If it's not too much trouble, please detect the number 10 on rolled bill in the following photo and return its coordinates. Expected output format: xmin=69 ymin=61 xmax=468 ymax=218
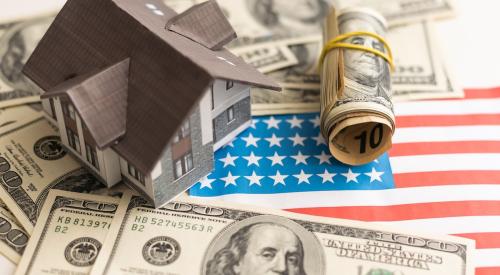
xmin=319 ymin=7 xmax=395 ymax=165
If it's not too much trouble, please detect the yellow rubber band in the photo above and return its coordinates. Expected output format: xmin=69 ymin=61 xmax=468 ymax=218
xmin=319 ymin=31 xmax=394 ymax=71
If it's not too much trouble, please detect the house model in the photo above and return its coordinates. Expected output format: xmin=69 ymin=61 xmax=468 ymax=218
xmin=23 ymin=0 xmax=280 ymax=207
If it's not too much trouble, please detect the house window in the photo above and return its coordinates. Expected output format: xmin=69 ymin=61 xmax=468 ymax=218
xmin=49 ymin=98 xmax=57 ymax=121
xmin=66 ymin=128 xmax=80 ymax=153
xmin=62 ymin=102 xmax=69 ymax=117
xmin=172 ymin=120 xmax=190 ymax=144
xmin=85 ymin=143 xmax=99 ymax=170
xmin=173 ymin=151 xmax=193 ymax=179
xmin=68 ymin=104 xmax=76 ymax=120
xmin=226 ymin=80 xmax=234 ymax=90
xmin=227 ymin=106 xmax=235 ymax=123
xmin=128 ymin=163 xmax=145 ymax=185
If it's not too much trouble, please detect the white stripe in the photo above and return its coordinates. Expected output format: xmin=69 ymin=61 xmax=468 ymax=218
xmin=395 ymin=98 xmax=500 ymax=116
xmin=376 ymin=216 xmax=500 ymax=234
xmin=393 ymin=125 xmax=500 ymax=143
xmin=191 ymin=185 xmax=500 ymax=209
xmin=390 ymin=154 xmax=500 ymax=174
xmin=473 ymin=248 xmax=500 ymax=267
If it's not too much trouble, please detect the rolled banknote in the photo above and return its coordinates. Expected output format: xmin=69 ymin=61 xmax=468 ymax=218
xmin=90 ymin=194 xmax=474 ymax=275
xmin=319 ymin=8 xmax=395 ymax=165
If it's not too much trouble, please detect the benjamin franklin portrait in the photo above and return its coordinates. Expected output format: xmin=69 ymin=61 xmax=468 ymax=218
xmin=203 ymin=215 xmax=324 ymax=275
xmin=338 ymin=11 xmax=392 ymax=102
xmin=245 ymin=0 xmax=329 ymax=38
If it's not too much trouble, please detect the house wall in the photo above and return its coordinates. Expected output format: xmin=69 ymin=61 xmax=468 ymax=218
xmin=152 ymin=104 xmax=213 ymax=208
xmin=50 ymin=96 xmax=122 ymax=186
xmin=212 ymin=96 xmax=251 ymax=151
xmin=119 ymin=157 xmax=154 ymax=198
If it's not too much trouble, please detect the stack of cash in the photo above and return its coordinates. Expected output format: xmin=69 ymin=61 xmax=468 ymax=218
xmin=0 ymin=1 xmax=476 ymax=274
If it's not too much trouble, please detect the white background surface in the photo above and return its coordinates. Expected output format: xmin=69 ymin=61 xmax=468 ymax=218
xmin=0 ymin=0 xmax=499 ymax=273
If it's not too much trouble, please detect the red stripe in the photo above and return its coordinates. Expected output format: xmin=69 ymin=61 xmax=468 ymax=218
xmin=454 ymin=232 xmax=500 ymax=249
xmin=286 ymin=201 xmax=500 ymax=222
xmin=396 ymin=114 xmax=500 ymax=128
xmin=465 ymin=87 xmax=500 ymax=99
xmin=390 ymin=141 xmax=500 ymax=156
xmin=393 ymin=171 xmax=500 ymax=188
xmin=476 ymin=267 xmax=500 ymax=275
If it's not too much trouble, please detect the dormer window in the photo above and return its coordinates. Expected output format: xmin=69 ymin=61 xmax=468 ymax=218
xmin=68 ymin=104 xmax=76 ymax=120
xmin=226 ymin=81 xmax=234 ymax=90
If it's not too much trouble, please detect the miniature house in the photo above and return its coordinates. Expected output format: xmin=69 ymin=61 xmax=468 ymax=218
xmin=23 ymin=0 xmax=280 ymax=207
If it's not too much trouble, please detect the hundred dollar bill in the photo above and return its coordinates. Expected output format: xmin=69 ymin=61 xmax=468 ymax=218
xmin=91 ymin=194 xmax=474 ymax=275
xmin=0 ymin=198 xmax=29 ymax=263
xmin=0 ymin=17 xmax=53 ymax=108
xmin=230 ymin=42 xmax=298 ymax=73
xmin=0 ymin=103 xmax=44 ymax=135
xmin=217 ymin=0 xmax=330 ymax=47
xmin=0 ymin=1 xmax=63 ymax=24
xmin=15 ymin=190 xmax=121 ymax=275
xmin=0 ymin=118 xmax=107 ymax=233
xmin=333 ymin=0 xmax=456 ymax=26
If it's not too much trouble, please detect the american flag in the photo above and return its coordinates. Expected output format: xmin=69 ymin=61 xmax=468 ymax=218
xmin=190 ymin=87 xmax=500 ymax=275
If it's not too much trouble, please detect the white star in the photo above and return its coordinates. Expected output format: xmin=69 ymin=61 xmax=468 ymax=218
xmin=266 ymin=152 xmax=286 ymax=166
xmin=219 ymin=152 xmax=238 ymax=167
xmin=314 ymin=151 xmax=332 ymax=165
xmin=265 ymin=134 xmax=283 ymax=147
xmin=312 ymin=133 xmax=327 ymax=145
xmin=310 ymin=116 xmax=320 ymax=128
xmin=342 ymin=169 xmax=360 ymax=183
xmin=263 ymin=116 xmax=281 ymax=129
xmin=241 ymin=133 xmax=261 ymax=147
xmin=286 ymin=116 xmax=303 ymax=128
xmin=318 ymin=169 xmax=336 ymax=183
xmin=291 ymin=151 xmax=309 ymax=165
xmin=270 ymin=171 xmax=288 ymax=186
xmin=294 ymin=170 xmax=312 ymax=184
xmin=365 ymin=168 xmax=384 ymax=183
xmin=243 ymin=152 xmax=262 ymax=167
xmin=288 ymin=133 xmax=306 ymax=146
xmin=245 ymin=171 xmax=264 ymax=186
xmin=198 ymin=176 xmax=215 ymax=189
xmin=250 ymin=119 xmax=259 ymax=129
xmin=223 ymin=139 xmax=235 ymax=148
xmin=221 ymin=171 xmax=239 ymax=187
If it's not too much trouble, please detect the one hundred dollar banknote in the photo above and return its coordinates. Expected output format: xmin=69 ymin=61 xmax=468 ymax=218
xmin=0 ymin=198 xmax=29 ymax=263
xmin=0 ymin=115 xmax=108 ymax=233
xmin=90 ymin=194 xmax=475 ymax=275
xmin=0 ymin=17 xmax=53 ymax=108
xmin=15 ymin=190 xmax=121 ymax=275
xmin=332 ymin=0 xmax=456 ymax=26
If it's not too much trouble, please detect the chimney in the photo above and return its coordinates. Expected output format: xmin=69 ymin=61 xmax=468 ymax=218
xmin=166 ymin=0 xmax=236 ymax=50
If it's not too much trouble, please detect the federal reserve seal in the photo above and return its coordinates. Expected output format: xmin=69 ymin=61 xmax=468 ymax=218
xmin=33 ymin=136 xmax=66 ymax=160
xmin=64 ymin=237 xmax=101 ymax=266
xmin=142 ymin=236 xmax=181 ymax=266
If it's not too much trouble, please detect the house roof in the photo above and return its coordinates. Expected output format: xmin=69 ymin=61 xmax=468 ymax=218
xmin=41 ymin=59 xmax=129 ymax=149
xmin=24 ymin=0 xmax=280 ymax=174
xmin=112 ymin=0 xmax=280 ymax=90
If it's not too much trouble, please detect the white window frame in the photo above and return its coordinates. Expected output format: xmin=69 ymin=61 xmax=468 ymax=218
xmin=227 ymin=106 xmax=235 ymax=123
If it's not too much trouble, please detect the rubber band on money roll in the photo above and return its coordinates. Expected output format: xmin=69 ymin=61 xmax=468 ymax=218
xmin=319 ymin=31 xmax=394 ymax=71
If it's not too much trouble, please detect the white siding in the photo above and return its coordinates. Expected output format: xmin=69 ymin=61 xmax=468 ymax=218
xmin=211 ymin=80 xmax=250 ymax=117
xmin=199 ymin=88 xmax=213 ymax=145
xmin=151 ymin=161 xmax=162 ymax=180
xmin=51 ymin=96 xmax=122 ymax=186
xmin=97 ymin=148 xmax=121 ymax=187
